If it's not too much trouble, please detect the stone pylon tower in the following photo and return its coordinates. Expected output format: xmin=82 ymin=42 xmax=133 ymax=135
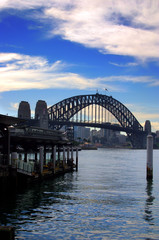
xmin=18 ymin=101 xmax=31 ymax=119
xmin=144 ymin=120 xmax=151 ymax=134
xmin=35 ymin=100 xmax=48 ymax=129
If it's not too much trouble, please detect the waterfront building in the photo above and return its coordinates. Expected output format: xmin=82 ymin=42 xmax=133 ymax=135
xmin=74 ymin=126 xmax=90 ymax=141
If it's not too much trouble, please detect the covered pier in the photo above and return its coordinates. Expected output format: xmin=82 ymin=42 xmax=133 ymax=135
xmin=0 ymin=114 xmax=78 ymax=192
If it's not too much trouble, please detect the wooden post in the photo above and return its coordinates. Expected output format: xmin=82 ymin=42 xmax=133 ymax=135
xmin=76 ymin=148 xmax=78 ymax=171
xmin=58 ymin=146 xmax=60 ymax=166
xmin=147 ymin=135 xmax=153 ymax=180
xmin=35 ymin=152 xmax=37 ymax=161
xmin=39 ymin=146 xmax=44 ymax=174
xmin=7 ymin=128 xmax=10 ymax=165
xmin=71 ymin=147 xmax=73 ymax=160
xmin=71 ymin=147 xmax=73 ymax=170
xmin=24 ymin=152 xmax=27 ymax=163
xmin=63 ymin=146 xmax=65 ymax=169
xmin=44 ymin=145 xmax=46 ymax=166
xmin=67 ymin=147 xmax=70 ymax=164
xmin=53 ymin=145 xmax=56 ymax=174
xmin=11 ymin=152 xmax=18 ymax=168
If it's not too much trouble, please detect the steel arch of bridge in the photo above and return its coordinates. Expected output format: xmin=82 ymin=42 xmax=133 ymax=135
xmin=48 ymin=93 xmax=143 ymax=132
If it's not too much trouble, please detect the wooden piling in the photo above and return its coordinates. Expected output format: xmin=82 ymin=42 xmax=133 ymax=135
xmin=58 ymin=146 xmax=60 ymax=165
xmin=76 ymin=148 xmax=78 ymax=171
xmin=24 ymin=152 xmax=27 ymax=163
xmin=53 ymin=145 xmax=56 ymax=173
xmin=44 ymin=145 xmax=46 ymax=165
xmin=63 ymin=146 xmax=65 ymax=169
xmin=67 ymin=147 xmax=70 ymax=164
xmin=147 ymin=135 xmax=153 ymax=180
xmin=7 ymin=129 xmax=10 ymax=165
xmin=39 ymin=146 xmax=44 ymax=174
xmin=71 ymin=147 xmax=73 ymax=170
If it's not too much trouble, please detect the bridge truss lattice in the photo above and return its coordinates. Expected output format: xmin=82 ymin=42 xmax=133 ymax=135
xmin=48 ymin=94 xmax=142 ymax=130
xmin=48 ymin=94 xmax=145 ymax=148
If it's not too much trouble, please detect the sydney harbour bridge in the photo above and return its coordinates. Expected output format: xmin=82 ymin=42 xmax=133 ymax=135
xmin=16 ymin=93 xmax=149 ymax=149
xmin=47 ymin=93 xmax=146 ymax=148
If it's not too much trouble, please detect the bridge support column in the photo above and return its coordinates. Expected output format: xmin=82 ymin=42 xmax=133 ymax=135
xmin=147 ymin=135 xmax=153 ymax=180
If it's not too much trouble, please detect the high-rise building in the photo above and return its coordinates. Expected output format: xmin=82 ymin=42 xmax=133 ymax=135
xmin=74 ymin=126 xmax=90 ymax=140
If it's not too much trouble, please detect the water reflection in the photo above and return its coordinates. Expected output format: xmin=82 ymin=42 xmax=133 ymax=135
xmin=144 ymin=180 xmax=155 ymax=225
xmin=0 ymin=173 xmax=75 ymax=227
xmin=0 ymin=149 xmax=159 ymax=240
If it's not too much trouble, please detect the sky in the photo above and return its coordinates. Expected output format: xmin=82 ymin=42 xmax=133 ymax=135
xmin=0 ymin=0 xmax=159 ymax=132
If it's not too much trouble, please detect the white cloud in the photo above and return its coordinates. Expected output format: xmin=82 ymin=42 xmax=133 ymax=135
xmin=149 ymin=80 xmax=159 ymax=86
xmin=9 ymin=102 xmax=19 ymax=110
xmin=109 ymin=62 xmax=139 ymax=67
xmin=44 ymin=1 xmax=159 ymax=60
xmin=134 ymin=112 xmax=159 ymax=122
xmin=151 ymin=122 xmax=159 ymax=132
xmin=0 ymin=0 xmax=159 ymax=60
xmin=124 ymin=103 xmax=159 ymax=132
xmin=131 ymin=112 xmax=159 ymax=132
xmin=98 ymin=75 xmax=158 ymax=85
xmin=0 ymin=53 xmax=158 ymax=93
xmin=0 ymin=53 xmax=114 ymax=92
xmin=0 ymin=53 xmax=159 ymax=93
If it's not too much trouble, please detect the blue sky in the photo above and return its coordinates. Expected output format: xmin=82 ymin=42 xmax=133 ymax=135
xmin=0 ymin=0 xmax=159 ymax=131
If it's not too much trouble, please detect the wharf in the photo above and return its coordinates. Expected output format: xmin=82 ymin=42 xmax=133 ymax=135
xmin=0 ymin=114 xmax=79 ymax=192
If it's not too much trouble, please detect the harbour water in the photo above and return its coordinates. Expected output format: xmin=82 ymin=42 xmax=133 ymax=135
xmin=0 ymin=148 xmax=159 ymax=240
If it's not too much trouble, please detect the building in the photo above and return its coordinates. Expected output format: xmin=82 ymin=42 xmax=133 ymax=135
xmin=74 ymin=126 xmax=90 ymax=141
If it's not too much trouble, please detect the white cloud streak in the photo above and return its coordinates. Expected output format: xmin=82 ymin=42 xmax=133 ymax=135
xmin=9 ymin=102 xmax=19 ymax=111
xmin=134 ymin=112 xmax=159 ymax=122
xmin=125 ymin=106 xmax=159 ymax=132
xmin=0 ymin=53 xmax=113 ymax=91
xmin=140 ymin=117 xmax=159 ymax=132
xmin=0 ymin=53 xmax=158 ymax=93
xmin=0 ymin=0 xmax=159 ymax=60
xmin=109 ymin=62 xmax=139 ymax=67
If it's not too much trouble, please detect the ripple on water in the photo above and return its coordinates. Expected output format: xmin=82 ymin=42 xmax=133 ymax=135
xmin=1 ymin=149 xmax=159 ymax=240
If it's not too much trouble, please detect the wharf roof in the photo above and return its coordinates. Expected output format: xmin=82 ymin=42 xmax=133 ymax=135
xmin=9 ymin=126 xmax=69 ymax=149
xmin=0 ymin=114 xmax=25 ymax=126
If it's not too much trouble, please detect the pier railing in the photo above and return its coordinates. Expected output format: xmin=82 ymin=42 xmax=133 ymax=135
xmin=15 ymin=160 xmax=35 ymax=175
